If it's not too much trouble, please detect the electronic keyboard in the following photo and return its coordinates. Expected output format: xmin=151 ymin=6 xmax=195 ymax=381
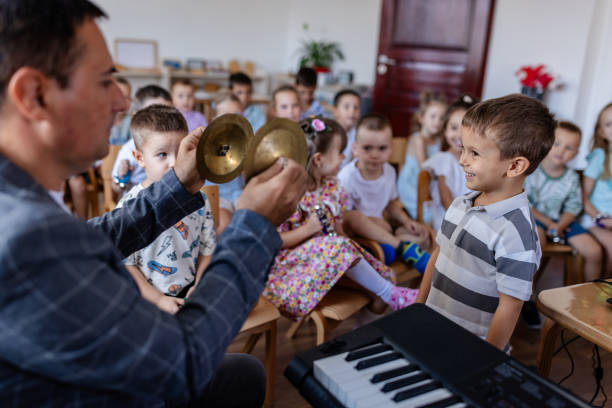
xmin=285 ymin=304 xmax=590 ymax=407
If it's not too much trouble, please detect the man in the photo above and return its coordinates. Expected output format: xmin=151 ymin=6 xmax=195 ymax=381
xmin=0 ymin=1 xmax=305 ymax=406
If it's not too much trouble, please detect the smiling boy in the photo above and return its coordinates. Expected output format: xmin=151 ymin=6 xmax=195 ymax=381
xmin=417 ymin=94 xmax=556 ymax=350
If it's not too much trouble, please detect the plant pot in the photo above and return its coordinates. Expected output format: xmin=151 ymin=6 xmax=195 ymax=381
xmin=313 ymin=66 xmax=330 ymax=73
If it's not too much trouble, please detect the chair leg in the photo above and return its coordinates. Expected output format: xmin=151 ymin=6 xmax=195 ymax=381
xmin=264 ymin=322 xmax=277 ymax=407
xmin=286 ymin=317 xmax=306 ymax=340
xmin=242 ymin=332 xmax=262 ymax=354
xmin=537 ymin=317 xmax=561 ymax=377
xmin=574 ymin=254 xmax=584 ymax=284
xmin=563 ymin=254 xmax=573 ymax=286
xmin=311 ymin=310 xmax=329 ymax=346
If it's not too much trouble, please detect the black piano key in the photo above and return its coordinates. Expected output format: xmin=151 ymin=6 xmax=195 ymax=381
xmin=416 ymin=395 xmax=462 ymax=408
xmin=381 ymin=372 xmax=429 ymax=392
xmin=393 ymin=381 xmax=442 ymax=402
xmin=371 ymin=364 xmax=419 ymax=383
xmin=355 ymin=352 xmax=402 ymax=370
xmin=346 ymin=344 xmax=392 ymax=362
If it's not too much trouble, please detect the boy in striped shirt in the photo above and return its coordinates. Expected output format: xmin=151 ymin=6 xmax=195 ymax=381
xmin=416 ymin=94 xmax=555 ymax=350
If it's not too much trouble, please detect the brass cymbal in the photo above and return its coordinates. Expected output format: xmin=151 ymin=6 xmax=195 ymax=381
xmin=196 ymin=113 xmax=253 ymax=183
xmin=243 ymin=118 xmax=307 ymax=182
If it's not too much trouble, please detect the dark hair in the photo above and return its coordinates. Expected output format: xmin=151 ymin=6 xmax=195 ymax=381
xmin=557 ymin=120 xmax=582 ymax=137
xmin=356 ymin=112 xmax=392 ymax=139
xmin=229 ymin=72 xmax=252 ymax=89
xmin=439 ymin=94 xmax=479 ymax=151
xmin=296 ymin=67 xmax=317 ymax=87
xmin=301 ymin=117 xmax=346 ymax=177
xmin=0 ymin=0 xmax=106 ymax=106
xmin=134 ymin=85 xmax=172 ymax=109
xmin=333 ymin=89 xmax=361 ymax=107
xmin=130 ymin=104 xmax=188 ymax=150
xmin=411 ymin=89 xmax=447 ymax=133
xmin=171 ymin=78 xmax=195 ymax=90
xmin=592 ymin=102 xmax=612 ymax=180
xmin=462 ymin=93 xmax=556 ymax=175
xmin=271 ymin=84 xmax=298 ymax=106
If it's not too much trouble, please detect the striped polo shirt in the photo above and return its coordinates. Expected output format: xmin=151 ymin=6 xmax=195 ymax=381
xmin=426 ymin=191 xmax=541 ymax=338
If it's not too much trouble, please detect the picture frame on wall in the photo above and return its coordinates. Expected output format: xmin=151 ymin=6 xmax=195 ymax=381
xmin=114 ymin=38 xmax=159 ymax=73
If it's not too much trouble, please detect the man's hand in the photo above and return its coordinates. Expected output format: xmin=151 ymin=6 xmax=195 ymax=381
xmin=237 ymin=158 xmax=307 ymax=226
xmin=174 ymin=126 xmax=205 ymax=195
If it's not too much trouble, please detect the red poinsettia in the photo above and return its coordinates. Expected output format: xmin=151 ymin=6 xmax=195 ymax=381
xmin=516 ymin=64 xmax=555 ymax=90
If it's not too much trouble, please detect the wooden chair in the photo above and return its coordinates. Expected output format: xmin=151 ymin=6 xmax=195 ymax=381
xmin=389 ymin=136 xmax=408 ymax=173
xmin=535 ymin=244 xmax=585 ymax=287
xmin=416 ymin=169 xmax=433 ymax=224
xmin=200 ymin=185 xmax=280 ymax=407
xmin=100 ymin=144 xmax=121 ymax=213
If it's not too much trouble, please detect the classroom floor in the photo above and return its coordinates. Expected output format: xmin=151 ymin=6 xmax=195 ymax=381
xmin=227 ymin=258 xmax=612 ymax=407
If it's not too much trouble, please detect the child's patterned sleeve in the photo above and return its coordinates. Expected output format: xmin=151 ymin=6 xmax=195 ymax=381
xmin=198 ymin=198 xmax=216 ymax=256
xmin=563 ymin=172 xmax=582 ymax=215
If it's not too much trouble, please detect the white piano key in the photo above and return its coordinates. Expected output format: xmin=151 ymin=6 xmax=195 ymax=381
xmin=336 ymin=359 xmax=411 ymax=405
xmin=447 ymin=404 xmax=466 ymax=408
xmin=394 ymin=388 xmax=453 ymax=408
xmin=354 ymin=379 xmax=433 ymax=408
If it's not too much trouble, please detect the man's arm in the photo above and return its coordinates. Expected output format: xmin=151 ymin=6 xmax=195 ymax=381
xmin=485 ymin=293 xmax=523 ymax=350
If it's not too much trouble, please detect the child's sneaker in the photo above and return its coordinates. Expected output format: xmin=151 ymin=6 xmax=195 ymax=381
xmin=388 ymin=286 xmax=418 ymax=310
xmin=399 ymin=241 xmax=430 ymax=274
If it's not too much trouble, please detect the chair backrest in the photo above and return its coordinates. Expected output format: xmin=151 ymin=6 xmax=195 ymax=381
xmin=200 ymin=185 xmax=220 ymax=229
xmin=416 ymin=169 xmax=432 ymax=223
xmin=100 ymin=144 xmax=121 ymax=212
xmin=390 ymin=137 xmax=408 ymax=173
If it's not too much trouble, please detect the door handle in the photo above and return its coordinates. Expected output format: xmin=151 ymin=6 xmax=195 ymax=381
xmin=378 ymin=54 xmax=396 ymax=66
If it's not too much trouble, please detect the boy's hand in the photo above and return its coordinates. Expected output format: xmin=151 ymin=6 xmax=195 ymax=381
xmin=117 ymin=159 xmax=132 ymax=178
xmin=156 ymin=295 xmax=185 ymax=314
xmin=237 ymin=158 xmax=307 ymax=226
xmin=404 ymin=219 xmax=427 ymax=238
xmin=174 ymin=126 xmax=205 ymax=195
xmin=546 ymin=223 xmax=563 ymax=237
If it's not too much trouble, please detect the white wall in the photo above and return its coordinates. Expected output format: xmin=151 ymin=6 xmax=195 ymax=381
xmin=96 ymin=0 xmax=381 ymax=85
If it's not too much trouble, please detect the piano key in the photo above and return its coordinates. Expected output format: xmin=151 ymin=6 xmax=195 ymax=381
xmin=382 ymin=372 xmax=429 ymax=392
xmin=356 ymin=351 xmax=402 ymax=370
xmin=342 ymin=370 xmax=425 ymax=407
xmin=447 ymin=404 xmax=466 ymax=408
xmin=346 ymin=343 xmax=392 ymax=361
xmin=393 ymin=381 xmax=442 ymax=402
xmin=395 ymin=388 xmax=454 ymax=408
xmin=371 ymin=364 xmax=419 ymax=383
xmin=354 ymin=379 xmax=433 ymax=408
xmin=416 ymin=395 xmax=462 ymax=408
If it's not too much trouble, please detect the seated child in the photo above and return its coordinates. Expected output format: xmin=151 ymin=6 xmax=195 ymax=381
xmin=398 ymin=90 xmax=447 ymax=218
xmin=525 ymin=121 xmax=602 ymax=281
xmin=205 ymin=92 xmax=245 ymax=234
xmin=263 ymin=117 xmax=418 ymax=321
xmin=338 ymin=113 xmax=431 ymax=272
xmin=229 ymin=71 xmax=266 ymax=132
xmin=423 ymin=95 xmax=478 ymax=230
xmin=332 ymin=89 xmax=361 ymax=169
xmin=417 ymin=94 xmax=556 ymax=350
xmin=109 ymin=77 xmax=133 ymax=145
xmin=581 ymin=102 xmax=612 ymax=276
xmin=112 ymin=85 xmax=173 ymax=196
xmin=270 ymin=85 xmax=301 ymax=122
xmin=296 ymin=67 xmax=329 ymax=120
xmin=171 ymin=78 xmax=207 ymax=132
xmin=116 ymin=105 xmax=215 ymax=314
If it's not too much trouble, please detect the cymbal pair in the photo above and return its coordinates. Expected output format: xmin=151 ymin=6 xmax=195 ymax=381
xmin=196 ymin=114 xmax=307 ymax=183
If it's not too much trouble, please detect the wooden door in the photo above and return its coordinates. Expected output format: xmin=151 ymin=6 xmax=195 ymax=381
xmin=371 ymin=0 xmax=496 ymax=136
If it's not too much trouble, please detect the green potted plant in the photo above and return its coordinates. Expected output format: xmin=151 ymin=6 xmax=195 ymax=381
xmin=297 ymin=23 xmax=344 ymax=73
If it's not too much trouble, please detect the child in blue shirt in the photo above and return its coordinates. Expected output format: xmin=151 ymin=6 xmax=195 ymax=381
xmin=229 ymin=72 xmax=266 ymax=132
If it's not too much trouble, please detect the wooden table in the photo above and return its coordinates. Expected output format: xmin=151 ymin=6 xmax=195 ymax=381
xmin=537 ymin=280 xmax=612 ymax=376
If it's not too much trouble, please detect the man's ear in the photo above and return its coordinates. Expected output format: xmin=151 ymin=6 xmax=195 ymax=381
xmin=506 ymin=156 xmax=530 ymax=178
xmin=6 ymin=67 xmax=51 ymax=121
xmin=133 ymin=149 xmax=145 ymax=169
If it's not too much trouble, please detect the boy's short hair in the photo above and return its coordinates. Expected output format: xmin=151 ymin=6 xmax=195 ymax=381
xmin=557 ymin=120 xmax=582 ymax=139
xmin=295 ymin=67 xmax=317 ymax=87
xmin=462 ymin=94 xmax=555 ymax=174
xmin=214 ymin=91 xmax=241 ymax=113
xmin=333 ymin=89 xmax=361 ymax=106
xmin=134 ymin=85 xmax=172 ymax=109
xmin=356 ymin=113 xmax=392 ymax=138
xmin=130 ymin=104 xmax=188 ymax=150
xmin=271 ymin=84 xmax=298 ymax=105
xmin=228 ymin=72 xmax=252 ymax=89
xmin=171 ymin=78 xmax=194 ymax=90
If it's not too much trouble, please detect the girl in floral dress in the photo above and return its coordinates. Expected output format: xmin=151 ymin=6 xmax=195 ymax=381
xmin=263 ymin=117 xmax=418 ymax=321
